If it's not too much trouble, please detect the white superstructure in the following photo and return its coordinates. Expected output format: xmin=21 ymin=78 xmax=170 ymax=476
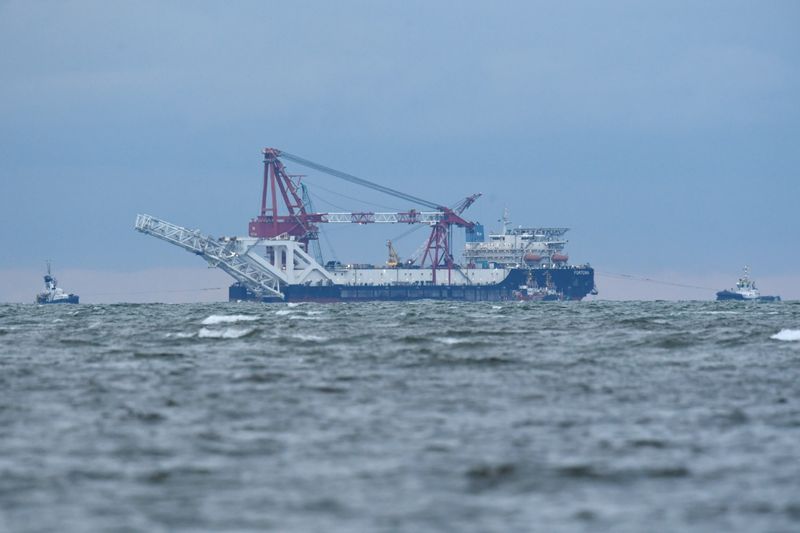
xmin=464 ymin=226 xmax=571 ymax=268
xmin=135 ymin=214 xmax=335 ymax=299
xmin=729 ymin=266 xmax=761 ymax=299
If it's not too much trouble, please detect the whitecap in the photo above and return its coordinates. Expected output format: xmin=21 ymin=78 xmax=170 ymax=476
xmin=771 ymin=329 xmax=800 ymax=342
xmin=198 ymin=327 xmax=254 ymax=339
xmin=289 ymin=315 xmax=320 ymax=321
xmin=275 ymin=309 xmax=295 ymax=316
xmin=286 ymin=302 xmax=302 ymax=308
xmin=202 ymin=314 xmax=259 ymax=325
xmin=491 ymin=305 xmax=502 ymax=310
xmin=290 ymin=333 xmax=328 ymax=342
xmin=436 ymin=337 xmax=468 ymax=345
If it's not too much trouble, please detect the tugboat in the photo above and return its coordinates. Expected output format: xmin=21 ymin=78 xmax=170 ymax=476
xmin=513 ymin=271 xmax=564 ymax=302
xmin=716 ymin=266 xmax=780 ymax=302
xmin=35 ymin=262 xmax=79 ymax=304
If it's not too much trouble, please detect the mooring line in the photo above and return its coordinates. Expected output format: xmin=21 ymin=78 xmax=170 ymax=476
xmin=79 ymin=287 xmax=224 ymax=297
xmin=596 ymin=271 xmax=715 ymax=291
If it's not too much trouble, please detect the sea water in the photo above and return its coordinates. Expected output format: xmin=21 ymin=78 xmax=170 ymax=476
xmin=1 ymin=301 xmax=799 ymax=532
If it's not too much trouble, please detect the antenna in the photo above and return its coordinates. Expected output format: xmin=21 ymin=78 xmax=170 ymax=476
xmin=498 ymin=208 xmax=510 ymax=233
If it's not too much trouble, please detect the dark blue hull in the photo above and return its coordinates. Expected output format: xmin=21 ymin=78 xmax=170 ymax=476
xmin=716 ymin=291 xmax=780 ymax=302
xmin=230 ymin=267 xmax=595 ymax=303
xmin=36 ymin=295 xmax=80 ymax=304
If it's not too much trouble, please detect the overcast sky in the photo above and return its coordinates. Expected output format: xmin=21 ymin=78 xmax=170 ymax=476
xmin=1 ymin=1 xmax=798 ymax=302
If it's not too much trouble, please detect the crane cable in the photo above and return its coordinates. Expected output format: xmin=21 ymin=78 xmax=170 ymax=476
xmin=280 ymin=151 xmax=441 ymax=209
xmin=303 ymin=180 xmax=402 ymax=211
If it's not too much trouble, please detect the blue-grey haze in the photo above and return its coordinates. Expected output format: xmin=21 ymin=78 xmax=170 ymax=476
xmin=0 ymin=1 xmax=798 ymax=300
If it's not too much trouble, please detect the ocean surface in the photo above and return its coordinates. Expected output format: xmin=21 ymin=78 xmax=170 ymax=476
xmin=1 ymin=301 xmax=799 ymax=532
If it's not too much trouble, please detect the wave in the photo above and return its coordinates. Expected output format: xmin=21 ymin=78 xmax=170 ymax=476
xmin=771 ymin=329 xmax=800 ymax=342
xmin=166 ymin=332 xmax=195 ymax=339
xmin=201 ymin=314 xmax=259 ymax=325
xmin=198 ymin=327 xmax=255 ymax=339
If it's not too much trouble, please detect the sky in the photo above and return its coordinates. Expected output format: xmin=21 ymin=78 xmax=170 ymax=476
xmin=1 ymin=1 xmax=798 ymax=302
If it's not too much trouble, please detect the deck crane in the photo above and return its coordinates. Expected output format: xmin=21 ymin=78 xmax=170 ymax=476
xmin=386 ymin=240 xmax=400 ymax=267
xmin=248 ymin=148 xmax=481 ymax=284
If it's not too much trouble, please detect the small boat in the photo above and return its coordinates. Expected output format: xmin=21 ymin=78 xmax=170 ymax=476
xmin=35 ymin=262 xmax=79 ymax=304
xmin=716 ymin=266 xmax=780 ymax=302
xmin=513 ymin=271 xmax=564 ymax=301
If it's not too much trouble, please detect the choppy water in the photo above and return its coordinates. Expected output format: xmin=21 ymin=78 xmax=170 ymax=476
xmin=1 ymin=301 xmax=799 ymax=532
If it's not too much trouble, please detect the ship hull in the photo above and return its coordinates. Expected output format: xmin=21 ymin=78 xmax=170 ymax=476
xmin=716 ymin=290 xmax=780 ymax=302
xmin=230 ymin=267 xmax=595 ymax=303
xmin=36 ymin=295 xmax=79 ymax=304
